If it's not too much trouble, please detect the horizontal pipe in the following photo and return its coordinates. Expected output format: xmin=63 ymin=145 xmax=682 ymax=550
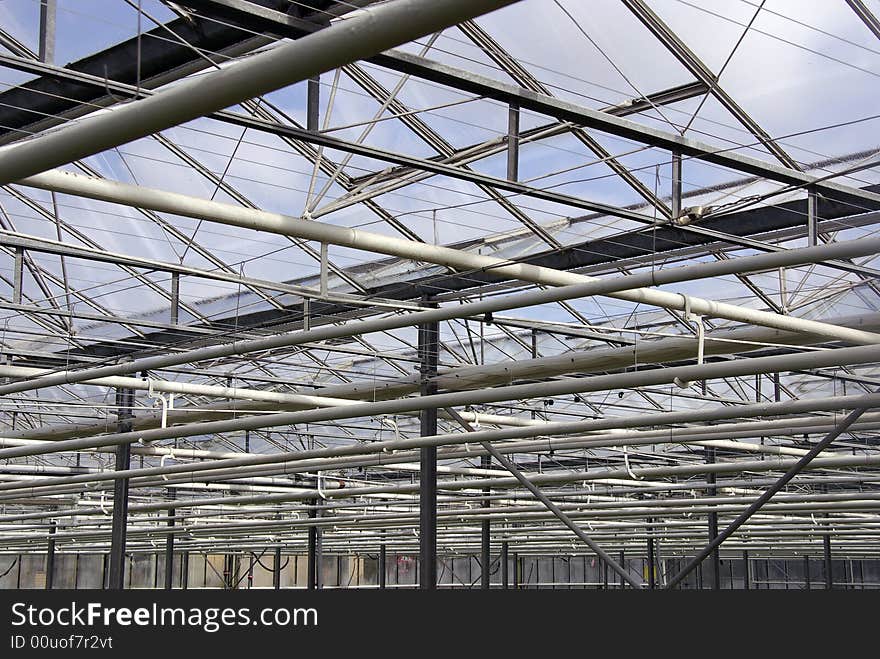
xmin=1 ymin=345 xmax=878 ymax=462
xmin=0 ymin=0 xmax=517 ymax=184
xmin=9 ymin=310 xmax=880 ymax=444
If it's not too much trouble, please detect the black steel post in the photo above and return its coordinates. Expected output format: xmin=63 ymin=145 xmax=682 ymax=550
xmin=501 ymin=541 xmax=509 ymax=589
xmin=743 ymin=550 xmax=750 ymax=590
xmin=619 ymin=550 xmax=625 ymax=589
xmin=315 ymin=499 xmax=323 ymax=590
xmin=108 ymin=387 xmax=134 ymax=591
xmin=273 ymin=545 xmax=281 ymax=590
xmin=706 ymin=447 xmax=721 ymax=590
xmin=481 ymin=454 xmax=491 ymax=590
xmin=45 ymin=521 xmax=56 ymax=590
xmin=513 ymin=552 xmax=520 ymax=589
xmin=181 ymin=552 xmax=188 ymax=590
xmin=824 ymin=534 xmax=833 ymax=590
xmin=38 ymin=0 xmax=56 ymax=65
xmin=804 ymin=555 xmax=811 ymax=591
xmin=379 ymin=532 xmax=387 ymax=590
xmin=507 ymin=103 xmax=519 ymax=181
xmin=671 ymin=151 xmax=682 ymax=219
xmin=418 ymin=302 xmax=439 ymax=590
xmin=307 ymin=76 xmax=320 ymax=132
xmin=308 ymin=499 xmax=318 ymax=590
xmin=164 ymin=507 xmax=175 ymax=590
xmin=647 ymin=518 xmax=655 ymax=590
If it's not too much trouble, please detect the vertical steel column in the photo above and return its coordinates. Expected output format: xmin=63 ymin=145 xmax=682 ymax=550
xmin=619 ymin=551 xmax=625 ymax=589
xmin=45 ymin=521 xmax=56 ymax=590
xmin=501 ymin=541 xmax=509 ymax=589
xmin=38 ymin=0 xmax=56 ymax=65
xmin=671 ymin=152 xmax=682 ymax=219
xmin=170 ymin=273 xmax=180 ymax=325
xmin=273 ymin=545 xmax=281 ymax=590
xmin=108 ymin=387 xmax=133 ymax=590
xmin=646 ymin=518 xmax=655 ymax=590
xmin=706 ymin=447 xmax=721 ymax=590
xmin=12 ymin=247 xmax=23 ymax=304
xmin=181 ymin=552 xmax=189 ymax=590
xmin=164 ymin=507 xmax=175 ymax=590
xmin=824 ymin=534 xmax=833 ymax=590
xmin=804 ymin=555 xmax=811 ymax=591
xmin=807 ymin=186 xmax=819 ymax=247
xmin=307 ymin=76 xmax=320 ymax=132
xmin=481 ymin=454 xmax=491 ymax=589
xmin=743 ymin=550 xmax=750 ymax=590
xmin=308 ymin=499 xmax=318 ymax=590
xmin=315 ymin=500 xmax=323 ymax=590
xmin=418 ymin=300 xmax=439 ymax=590
xmin=507 ymin=104 xmax=519 ymax=181
xmin=379 ymin=531 xmax=387 ymax=590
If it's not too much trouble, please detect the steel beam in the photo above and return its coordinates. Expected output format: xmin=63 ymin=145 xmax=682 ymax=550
xmin=846 ymin=0 xmax=880 ymax=41
xmin=107 ymin=387 xmax=134 ymax=590
xmin=824 ymin=534 xmax=833 ymax=590
xmin=501 ymin=540 xmax=509 ymax=589
xmin=164 ymin=506 xmax=175 ymax=590
xmin=308 ymin=499 xmax=319 ymax=590
xmin=419 ymin=308 xmax=439 ymax=590
xmin=45 ymin=521 xmax=55 ymax=590
xmin=0 ymin=0 xmax=518 ymax=185
xmin=379 ymin=531 xmax=387 ymax=589
xmin=665 ymin=405 xmax=870 ymax=589
xmin=481 ymin=453 xmax=491 ymax=589
xmin=37 ymin=0 xmax=56 ymax=65
xmin=706 ymin=447 xmax=721 ymax=590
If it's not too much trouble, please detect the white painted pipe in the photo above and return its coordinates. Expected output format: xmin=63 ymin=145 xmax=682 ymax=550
xmin=0 ymin=213 xmax=877 ymax=401
xmin=0 ymin=0 xmax=518 ymax=184
xmin=8 ymin=310 xmax=879 ymax=443
xmin=1 ymin=344 xmax=877 ymax=460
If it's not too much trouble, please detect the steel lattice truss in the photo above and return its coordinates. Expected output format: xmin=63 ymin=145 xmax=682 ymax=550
xmin=0 ymin=0 xmax=880 ymax=589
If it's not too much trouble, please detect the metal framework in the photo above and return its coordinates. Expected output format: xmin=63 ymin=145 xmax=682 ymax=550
xmin=0 ymin=0 xmax=880 ymax=590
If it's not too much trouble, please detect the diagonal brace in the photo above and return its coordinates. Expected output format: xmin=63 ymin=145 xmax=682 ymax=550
xmin=443 ymin=406 xmax=643 ymax=589
xmin=665 ymin=404 xmax=871 ymax=589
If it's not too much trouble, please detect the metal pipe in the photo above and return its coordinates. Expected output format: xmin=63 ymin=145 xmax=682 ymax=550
xmin=2 ymin=345 xmax=877 ymax=461
xmin=0 ymin=0 xmax=518 ymax=184
xmin=11 ymin=172 xmax=880 ymax=401
xmin=3 ymin=232 xmax=880 ymax=401
xmin=6 ymin=392 xmax=880 ymax=498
